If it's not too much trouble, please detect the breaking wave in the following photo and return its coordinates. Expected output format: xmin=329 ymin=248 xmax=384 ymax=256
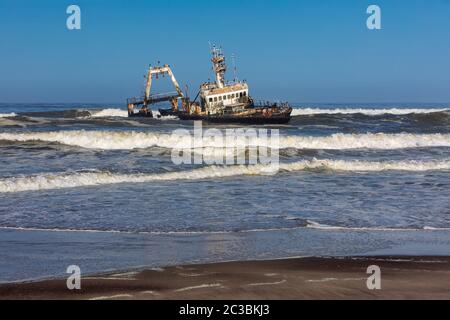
xmin=0 ymin=225 xmax=307 ymax=235
xmin=305 ymin=220 xmax=450 ymax=232
xmin=0 ymin=113 xmax=16 ymax=118
xmin=0 ymin=130 xmax=449 ymax=150
xmin=88 ymin=108 xmax=129 ymax=118
xmin=1 ymin=221 xmax=449 ymax=234
xmin=291 ymin=107 xmax=449 ymax=116
xmin=85 ymin=108 xmax=174 ymax=119
xmin=0 ymin=159 xmax=449 ymax=193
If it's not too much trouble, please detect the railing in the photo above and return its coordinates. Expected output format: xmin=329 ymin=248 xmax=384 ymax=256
xmin=253 ymin=100 xmax=290 ymax=108
xmin=148 ymin=91 xmax=180 ymax=100
xmin=127 ymin=91 xmax=182 ymax=105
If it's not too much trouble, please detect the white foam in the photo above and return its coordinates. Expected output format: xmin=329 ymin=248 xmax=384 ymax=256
xmin=87 ymin=108 xmax=177 ymax=120
xmin=89 ymin=294 xmax=133 ymax=300
xmin=2 ymin=222 xmax=449 ymax=235
xmin=306 ymin=220 xmax=450 ymax=232
xmin=0 ymin=130 xmax=175 ymax=150
xmin=157 ymin=115 xmax=178 ymax=121
xmin=174 ymin=283 xmax=223 ymax=292
xmin=274 ymin=132 xmax=450 ymax=150
xmin=0 ymin=225 xmax=305 ymax=235
xmin=291 ymin=107 xmax=448 ymax=116
xmin=0 ymin=113 xmax=16 ymax=118
xmin=246 ymin=280 xmax=286 ymax=286
xmin=0 ymin=159 xmax=449 ymax=193
xmin=89 ymin=108 xmax=129 ymax=118
xmin=423 ymin=226 xmax=450 ymax=231
xmin=0 ymin=130 xmax=449 ymax=150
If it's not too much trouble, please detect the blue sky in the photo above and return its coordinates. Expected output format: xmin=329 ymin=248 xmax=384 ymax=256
xmin=1 ymin=0 xmax=450 ymax=103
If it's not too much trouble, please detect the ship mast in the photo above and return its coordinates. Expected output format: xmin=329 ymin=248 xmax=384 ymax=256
xmin=211 ymin=46 xmax=227 ymax=88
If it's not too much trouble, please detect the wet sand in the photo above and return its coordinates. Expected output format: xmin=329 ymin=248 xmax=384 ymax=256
xmin=1 ymin=256 xmax=449 ymax=300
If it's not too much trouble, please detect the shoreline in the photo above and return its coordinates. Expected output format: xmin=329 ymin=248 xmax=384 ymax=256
xmin=1 ymin=255 xmax=449 ymax=300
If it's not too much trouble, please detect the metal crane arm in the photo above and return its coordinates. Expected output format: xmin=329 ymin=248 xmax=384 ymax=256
xmin=144 ymin=64 xmax=184 ymax=104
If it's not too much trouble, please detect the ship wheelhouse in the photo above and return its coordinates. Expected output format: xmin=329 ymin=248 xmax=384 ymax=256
xmin=200 ymin=82 xmax=250 ymax=114
xmin=198 ymin=46 xmax=252 ymax=115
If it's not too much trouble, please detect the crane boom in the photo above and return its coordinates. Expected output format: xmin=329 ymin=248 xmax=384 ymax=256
xmin=144 ymin=64 xmax=184 ymax=104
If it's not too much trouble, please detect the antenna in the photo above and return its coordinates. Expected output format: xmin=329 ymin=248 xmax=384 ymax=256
xmin=231 ymin=53 xmax=237 ymax=82
xmin=185 ymin=84 xmax=189 ymax=99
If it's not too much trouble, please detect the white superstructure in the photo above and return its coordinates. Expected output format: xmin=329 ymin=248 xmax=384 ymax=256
xmin=199 ymin=46 xmax=251 ymax=115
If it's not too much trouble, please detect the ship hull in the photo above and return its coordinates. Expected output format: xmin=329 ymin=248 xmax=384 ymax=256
xmin=128 ymin=111 xmax=153 ymax=118
xmin=158 ymin=108 xmax=178 ymax=117
xmin=178 ymin=111 xmax=291 ymax=124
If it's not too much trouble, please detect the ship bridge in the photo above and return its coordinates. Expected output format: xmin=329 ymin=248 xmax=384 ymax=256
xmin=199 ymin=45 xmax=251 ymax=114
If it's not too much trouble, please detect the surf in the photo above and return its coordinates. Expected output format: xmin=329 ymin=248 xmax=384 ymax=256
xmin=76 ymin=107 xmax=450 ymax=118
xmin=0 ymin=113 xmax=16 ymax=118
xmin=1 ymin=221 xmax=448 ymax=235
xmin=83 ymin=108 xmax=176 ymax=120
xmin=0 ymin=130 xmax=449 ymax=150
xmin=305 ymin=220 xmax=450 ymax=232
xmin=0 ymin=159 xmax=449 ymax=193
xmin=290 ymin=107 xmax=449 ymax=116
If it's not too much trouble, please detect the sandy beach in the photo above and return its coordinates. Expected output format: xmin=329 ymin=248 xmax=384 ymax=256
xmin=1 ymin=256 xmax=449 ymax=300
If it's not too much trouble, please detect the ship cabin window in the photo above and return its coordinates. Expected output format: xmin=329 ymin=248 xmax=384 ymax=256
xmin=214 ymin=97 xmax=218 ymax=102
xmin=219 ymin=96 xmax=222 ymax=101
xmin=243 ymin=92 xmax=247 ymax=96
xmin=239 ymin=92 xmax=243 ymax=97
xmin=227 ymin=95 xmax=231 ymax=99
xmin=231 ymin=94 xmax=235 ymax=98
xmin=209 ymin=98 xmax=213 ymax=102
xmin=223 ymin=95 xmax=226 ymax=100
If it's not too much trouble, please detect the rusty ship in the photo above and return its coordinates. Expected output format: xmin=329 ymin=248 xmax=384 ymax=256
xmin=127 ymin=46 xmax=292 ymax=124
xmin=127 ymin=64 xmax=184 ymax=118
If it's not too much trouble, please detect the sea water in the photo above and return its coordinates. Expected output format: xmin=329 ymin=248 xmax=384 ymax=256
xmin=0 ymin=103 xmax=449 ymax=282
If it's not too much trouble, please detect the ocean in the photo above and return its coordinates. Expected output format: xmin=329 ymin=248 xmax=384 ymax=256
xmin=0 ymin=103 xmax=449 ymax=283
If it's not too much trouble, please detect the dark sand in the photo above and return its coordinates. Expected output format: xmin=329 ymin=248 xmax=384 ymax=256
xmin=1 ymin=256 xmax=450 ymax=300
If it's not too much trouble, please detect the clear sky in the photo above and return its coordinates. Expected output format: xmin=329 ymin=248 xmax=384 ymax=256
xmin=1 ymin=0 xmax=450 ymax=103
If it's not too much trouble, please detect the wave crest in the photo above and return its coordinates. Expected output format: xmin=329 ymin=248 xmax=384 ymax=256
xmin=0 ymin=113 xmax=16 ymax=118
xmin=305 ymin=220 xmax=450 ymax=231
xmin=86 ymin=108 xmax=173 ymax=119
xmin=0 ymin=130 xmax=449 ymax=150
xmin=291 ymin=108 xmax=449 ymax=116
xmin=88 ymin=108 xmax=129 ymax=118
xmin=0 ymin=159 xmax=449 ymax=193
